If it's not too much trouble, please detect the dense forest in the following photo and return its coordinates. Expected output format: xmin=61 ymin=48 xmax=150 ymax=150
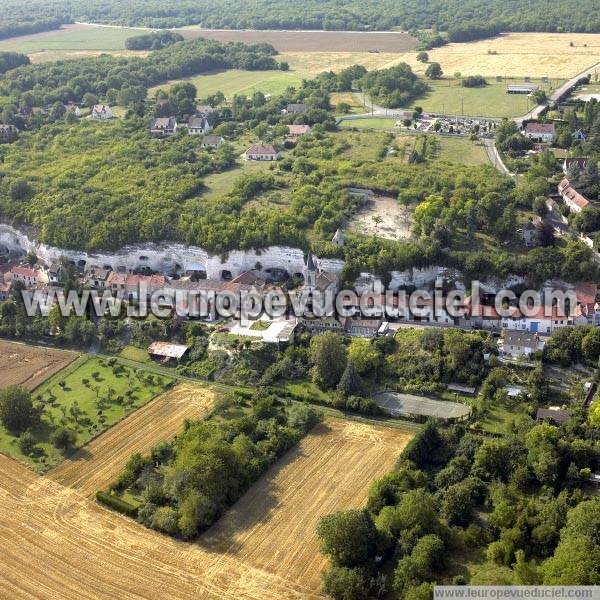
xmin=0 ymin=17 xmax=62 ymax=41
xmin=1 ymin=0 xmax=599 ymax=34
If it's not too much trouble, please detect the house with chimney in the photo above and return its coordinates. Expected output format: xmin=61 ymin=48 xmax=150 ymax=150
xmin=523 ymin=122 xmax=555 ymax=142
xmin=245 ymin=143 xmax=281 ymax=161
xmin=91 ymin=105 xmax=113 ymax=120
xmin=558 ymin=178 xmax=590 ymax=213
xmin=150 ymin=116 xmax=178 ymax=137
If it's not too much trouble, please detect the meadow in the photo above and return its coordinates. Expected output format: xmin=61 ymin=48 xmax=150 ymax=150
xmin=149 ymin=68 xmax=304 ymax=99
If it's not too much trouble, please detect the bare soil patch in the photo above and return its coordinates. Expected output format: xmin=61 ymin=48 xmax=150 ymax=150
xmin=0 ymin=340 xmax=78 ymax=391
xmin=48 ymin=383 xmax=216 ymax=496
xmin=182 ymin=29 xmax=417 ymax=52
xmin=350 ymin=194 xmax=413 ymax=240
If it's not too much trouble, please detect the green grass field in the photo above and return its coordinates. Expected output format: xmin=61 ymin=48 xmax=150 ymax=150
xmin=429 ymin=135 xmax=490 ymax=165
xmin=407 ymin=78 xmax=560 ymax=118
xmin=0 ymin=25 xmax=136 ymax=54
xmin=149 ymin=69 xmax=304 ymax=99
xmin=0 ymin=356 xmax=173 ymax=471
xmin=338 ymin=117 xmax=398 ymax=130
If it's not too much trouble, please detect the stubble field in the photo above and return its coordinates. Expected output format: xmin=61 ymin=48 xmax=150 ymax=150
xmin=0 ymin=340 xmax=78 ymax=390
xmin=0 ymin=418 xmax=411 ymax=599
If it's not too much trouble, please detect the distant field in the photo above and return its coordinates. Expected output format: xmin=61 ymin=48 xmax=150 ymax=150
xmin=407 ymin=79 xmax=559 ymax=118
xmin=339 ymin=117 xmax=397 ymax=130
xmin=278 ymin=51 xmax=406 ymax=76
xmin=402 ymin=33 xmax=600 ymax=78
xmin=180 ymin=28 xmax=418 ymax=52
xmin=149 ymin=69 xmax=304 ymax=99
xmin=0 ymin=23 xmax=136 ymax=54
xmin=0 ymin=340 xmax=78 ymax=391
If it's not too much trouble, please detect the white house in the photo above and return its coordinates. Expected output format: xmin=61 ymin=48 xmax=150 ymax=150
xmin=499 ymin=330 xmax=540 ymax=359
xmin=91 ymin=105 xmax=113 ymax=120
xmin=524 ymin=122 xmax=555 ymax=142
xmin=201 ymin=135 xmax=225 ymax=149
xmin=187 ymin=115 xmax=211 ymax=135
xmin=150 ymin=117 xmax=178 ymax=137
xmin=245 ymin=143 xmax=281 ymax=161
xmin=558 ymin=178 xmax=590 ymax=213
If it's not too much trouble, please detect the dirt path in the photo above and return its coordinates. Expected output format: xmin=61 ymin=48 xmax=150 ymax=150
xmin=47 ymin=383 xmax=215 ymax=496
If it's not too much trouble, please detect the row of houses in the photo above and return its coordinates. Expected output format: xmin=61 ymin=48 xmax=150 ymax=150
xmin=522 ymin=122 xmax=587 ymax=144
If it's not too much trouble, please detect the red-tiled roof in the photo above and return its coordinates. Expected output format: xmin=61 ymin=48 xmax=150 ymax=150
xmin=245 ymin=143 xmax=280 ymax=155
xmin=525 ymin=122 xmax=555 ymax=135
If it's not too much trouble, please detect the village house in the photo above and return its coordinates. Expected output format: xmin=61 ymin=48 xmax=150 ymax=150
xmin=558 ymin=178 xmax=590 ymax=213
xmin=83 ymin=266 xmax=111 ymax=290
xmin=245 ymin=143 xmax=281 ymax=161
xmin=499 ymin=330 xmax=541 ymax=359
xmin=187 ymin=115 xmax=211 ymax=135
xmin=195 ymin=105 xmax=215 ymax=119
xmin=10 ymin=266 xmax=41 ymax=287
xmin=91 ymin=105 xmax=113 ymax=120
xmin=286 ymin=124 xmax=311 ymax=141
xmin=150 ymin=116 xmax=178 ymax=137
xmin=299 ymin=316 xmax=345 ymax=335
xmin=284 ymin=103 xmax=308 ymax=114
xmin=201 ymin=135 xmax=225 ymax=149
xmin=343 ymin=316 xmax=384 ymax=338
xmin=523 ymin=122 xmax=556 ymax=142
xmin=107 ymin=272 xmax=166 ymax=301
xmin=63 ymin=103 xmax=82 ymax=117
xmin=571 ymin=129 xmax=587 ymax=142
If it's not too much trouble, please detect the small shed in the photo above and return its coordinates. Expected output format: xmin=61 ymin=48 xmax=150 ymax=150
xmin=148 ymin=342 xmax=190 ymax=364
xmin=448 ymin=383 xmax=477 ymax=396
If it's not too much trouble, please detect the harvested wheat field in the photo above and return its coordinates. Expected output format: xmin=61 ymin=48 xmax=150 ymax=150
xmin=0 ymin=340 xmax=78 ymax=390
xmin=0 ymin=419 xmax=410 ymax=599
xmin=48 ymin=383 xmax=216 ymax=496
xmin=0 ymin=454 xmax=314 ymax=600
xmin=201 ymin=419 xmax=412 ymax=591
xmin=403 ymin=32 xmax=600 ymax=78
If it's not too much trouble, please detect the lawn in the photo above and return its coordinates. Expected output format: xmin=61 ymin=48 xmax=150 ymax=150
xmin=428 ymin=135 xmax=490 ymax=165
xmin=407 ymin=79 xmax=557 ymax=118
xmin=119 ymin=345 xmax=152 ymax=364
xmin=0 ymin=356 xmax=173 ymax=471
xmin=149 ymin=69 xmax=304 ymax=100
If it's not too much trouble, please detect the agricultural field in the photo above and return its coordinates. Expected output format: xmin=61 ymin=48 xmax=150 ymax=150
xmin=403 ymin=32 xmax=600 ymax=78
xmin=0 ymin=454 xmax=305 ymax=600
xmin=278 ymin=51 xmax=407 ymax=76
xmin=0 ymin=23 xmax=140 ymax=58
xmin=180 ymin=28 xmax=417 ymax=53
xmin=201 ymin=419 xmax=412 ymax=591
xmin=48 ymin=383 xmax=216 ymax=496
xmin=0 ymin=340 xmax=78 ymax=391
xmin=0 ymin=418 xmax=411 ymax=598
xmin=407 ymin=79 xmax=558 ymax=118
xmin=429 ymin=135 xmax=490 ymax=165
xmin=149 ymin=68 xmax=304 ymax=100
xmin=0 ymin=356 xmax=174 ymax=471
xmin=338 ymin=117 xmax=398 ymax=130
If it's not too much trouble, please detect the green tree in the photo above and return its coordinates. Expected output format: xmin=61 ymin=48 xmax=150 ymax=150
xmin=0 ymin=386 xmax=36 ymax=434
xmin=425 ymin=62 xmax=443 ymax=79
xmin=317 ymin=509 xmax=379 ymax=567
xmin=348 ymin=338 xmax=380 ymax=375
xmin=310 ymin=332 xmax=347 ymax=390
xmin=51 ymin=427 xmax=76 ymax=452
xmin=416 ymin=51 xmax=429 ymax=63
xmin=337 ymin=361 xmax=363 ymax=397
xmin=178 ymin=490 xmax=216 ymax=538
xmin=321 ymin=566 xmax=368 ymax=600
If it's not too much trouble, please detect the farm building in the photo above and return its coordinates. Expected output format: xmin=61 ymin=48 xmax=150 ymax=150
xmin=507 ymin=84 xmax=538 ymax=94
xmin=286 ymin=124 xmax=312 ymax=140
xmin=536 ymin=407 xmax=571 ymax=425
xmin=148 ymin=341 xmax=190 ymax=364
xmin=284 ymin=103 xmax=308 ymax=114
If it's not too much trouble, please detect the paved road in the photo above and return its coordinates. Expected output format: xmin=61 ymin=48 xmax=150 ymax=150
xmin=483 ymin=137 xmax=515 ymax=177
xmin=515 ymin=61 xmax=600 ymax=126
